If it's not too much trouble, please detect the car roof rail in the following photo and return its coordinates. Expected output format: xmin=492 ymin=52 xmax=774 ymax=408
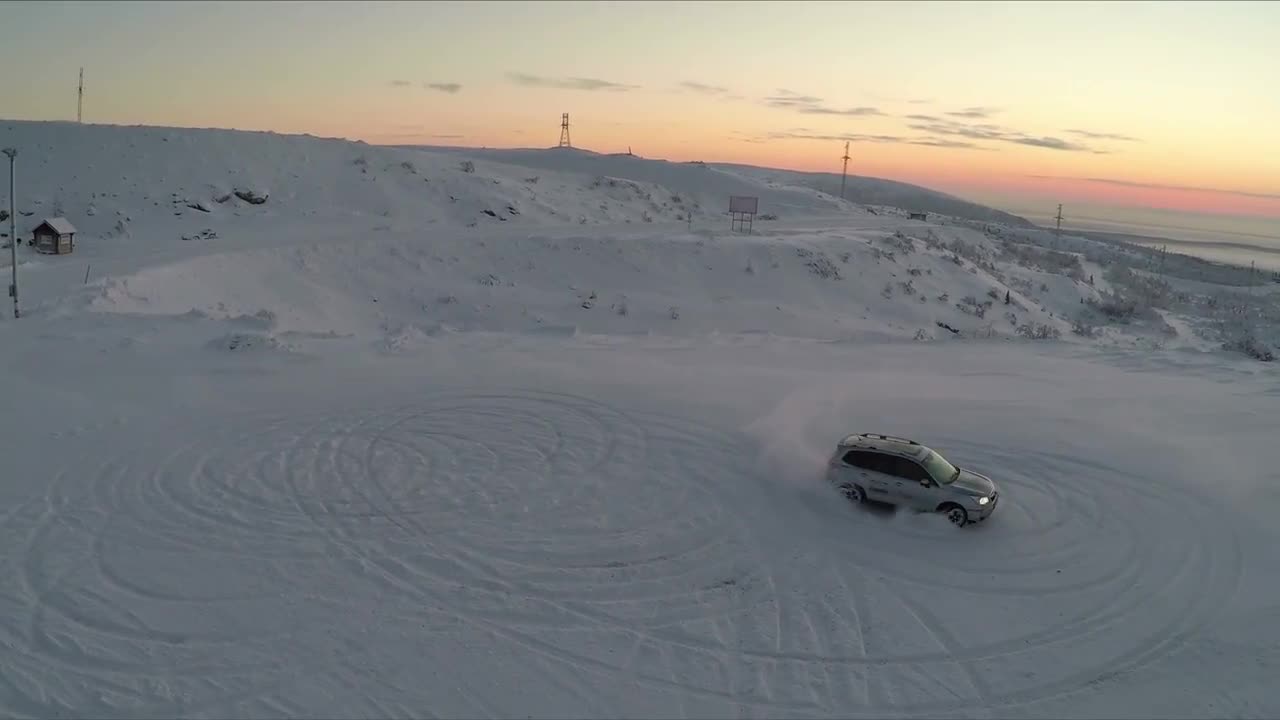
xmin=859 ymin=433 xmax=920 ymax=445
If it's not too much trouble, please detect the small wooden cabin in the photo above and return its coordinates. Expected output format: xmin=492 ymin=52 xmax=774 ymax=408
xmin=908 ymin=212 xmax=928 ymax=221
xmin=32 ymin=217 xmax=76 ymax=255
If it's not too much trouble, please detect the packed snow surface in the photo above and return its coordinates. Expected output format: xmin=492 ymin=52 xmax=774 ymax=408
xmin=0 ymin=119 xmax=1278 ymax=718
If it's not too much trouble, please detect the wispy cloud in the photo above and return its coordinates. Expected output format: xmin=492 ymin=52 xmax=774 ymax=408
xmin=681 ymin=81 xmax=730 ymax=95
xmin=945 ymin=106 xmax=999 ymax=119
xmin=426 ymin=82 xmax=462 ymax=94
xmin=764 ymin=89 xmax=825 ymax=108
xmin=1028 ymin=175 xmax=1280 ymax=200
xmin=799 ymin=106 xmax=885 ymax=117
xmin=389 ymin=80 xmax=412 ymax=88
xmin=766 ymin=129 xmax=983 ymax=149
xmin=907 ymin=117 xmax=1100 ymax=152
xmin=1064 ymin=128 xmax=1141 ymax=142
xmin=761 ymin=89 xmax=884 ymax=116
xmin=507 ymin=72 xmax=638 ymax=92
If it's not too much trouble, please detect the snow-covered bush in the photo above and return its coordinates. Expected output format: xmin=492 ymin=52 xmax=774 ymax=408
xmin=1222 ymin=327 xmax=1274 ymax=361
xmin=1017 ymin=322 xmax=1062 ymax=340
xmin=956 ymin=295 xmax=991 ymax=318
xmin=1071 ymin=317 xmax=1098 ymax=338
xmin=459 ymin=160 xmax=475 ymax=173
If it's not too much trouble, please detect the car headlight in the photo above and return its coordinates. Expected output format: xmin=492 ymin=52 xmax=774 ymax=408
xmin=977 ymin=496 xmax=990 ymax=505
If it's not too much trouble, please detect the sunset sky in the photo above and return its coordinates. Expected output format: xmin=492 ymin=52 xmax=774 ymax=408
xmin=2 ymin=0 xmax=1278 ymax=225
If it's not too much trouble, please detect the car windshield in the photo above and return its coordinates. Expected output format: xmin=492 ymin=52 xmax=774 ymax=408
xmin=921 ymin=450 xmax=960 ymax=484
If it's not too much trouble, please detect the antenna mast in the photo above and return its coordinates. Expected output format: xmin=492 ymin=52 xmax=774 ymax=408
xmin=1054 ymin=203 xmax=1064 ymax=236
xmin=77 ymin=67 xmax=83 ymax=123
xmin=558 ymin=113 xmax=571 ymax=148
xmin=840 ymin=141 xmax=850 ymax=200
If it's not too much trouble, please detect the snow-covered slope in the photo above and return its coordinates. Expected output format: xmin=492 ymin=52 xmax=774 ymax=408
xmin=710 ymin=161 xmax=1036 ymax=228
xmin=0 ymin=119 xmax=1278 ymax=719
xmin=1 ymin=119 xmax=1211 ymax=353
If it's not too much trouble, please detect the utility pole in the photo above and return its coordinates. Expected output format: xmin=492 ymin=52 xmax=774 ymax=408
xmin=1054 ymin=203 xmax=1064 ymax=236
xmin=3 ymin=147 xmax=17 ymax=319
xmin=77 ymin=67 xmax=84 ymax=123
xmin=840 ymin=141 xmax=850 ymax=201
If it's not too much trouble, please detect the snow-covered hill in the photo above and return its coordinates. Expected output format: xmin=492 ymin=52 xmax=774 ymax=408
xmin=709 ymin=161 xmax=1036 ymax=228
xmin=0 ymin=119 xmax=1278 ymax=719
xmin=5 ymin=118 xmax=1250 ymax=355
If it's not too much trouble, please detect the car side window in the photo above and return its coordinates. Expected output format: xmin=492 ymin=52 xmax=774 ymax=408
xmin=893 ymin=458 xmax=932 ymax=483
xmin=842 ymin=450 xmax=890 ymax=474
xmin=842 ymin=450 xmax=874 ymax=470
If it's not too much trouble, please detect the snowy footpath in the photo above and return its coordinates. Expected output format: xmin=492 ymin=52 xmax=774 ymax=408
xmin=0 ymin=317 xmax=1277 ymax=719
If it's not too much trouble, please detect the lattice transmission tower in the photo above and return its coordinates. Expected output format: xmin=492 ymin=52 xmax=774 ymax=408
xmin=558 ymin=113 xmax=571 ymax=148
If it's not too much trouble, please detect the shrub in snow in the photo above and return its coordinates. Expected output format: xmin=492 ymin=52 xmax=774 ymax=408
xmin=1016 ymin=322 xmax=1062 ymax=340
xmin=839 ymin=252 xmax=852 ymax=264
xmin=881 ymin=282 xmax=894 ymax=299
xmin=1222 ymin=328 xmax=1274 ymax=362
xmin=459 ymin=160 xmax=475 ymax=173
xmin=400 ymin=160 xmax=417 ymax=174
xmin=1087 ymin=291 xmax=1140 ymax=323
xmin=907 ymin=267 xmax=922 ymax=276
xmin=987 ymin=287 xmax=1001 ymax=300
xmin=805 ymin=255 xmax=841 ymax=280
xmin=898 ymin=279 xmax=916 ymax=296
xmin=935 ymin=292 xmax=949 ymax=303
xmin=759 ymin=213 xmax=778 ymax=221
xmin=669 ymin=306 xmax=680 ymax=320
xmin=1071 ymin=317 xmax=1098 ymax=338
xmin=233 ymin=188 xmax=268 ymax=205
xmin=883 ymin=232 xmax=916 ymax=255
xmin=913 ymin=329 xmax=931 ymax=341
xmin=956 ymin=295 xmax=992 ymax=319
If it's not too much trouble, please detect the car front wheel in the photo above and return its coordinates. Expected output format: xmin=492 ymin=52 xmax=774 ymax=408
xmin=941 ymin=504 xmax=969 ymax=527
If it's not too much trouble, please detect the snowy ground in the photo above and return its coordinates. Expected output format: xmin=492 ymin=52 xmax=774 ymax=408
xmin=1 ymin=120 xmax=1278 ymax=718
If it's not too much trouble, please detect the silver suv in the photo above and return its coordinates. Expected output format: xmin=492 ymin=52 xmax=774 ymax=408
xmin=825 ymin=433 xmax=1000 ymax=526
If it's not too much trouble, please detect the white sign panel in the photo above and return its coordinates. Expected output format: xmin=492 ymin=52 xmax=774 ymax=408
xmin=728 ymin=195 xmax=759 ymax=214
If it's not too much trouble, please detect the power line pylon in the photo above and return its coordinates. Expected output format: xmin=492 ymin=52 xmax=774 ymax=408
xmin=558 ymin=113 xmax=571 ymax=148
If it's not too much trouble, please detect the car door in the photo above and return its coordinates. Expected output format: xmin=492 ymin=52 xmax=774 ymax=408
xmin=842 ymin=450 xmax=898 ymax=502
xmin=887 ymin=456 xmax=938 ymax=511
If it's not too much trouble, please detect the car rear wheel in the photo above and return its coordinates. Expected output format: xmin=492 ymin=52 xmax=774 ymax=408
xmin=941 ymin=504 xmax=969 ymax=527
xmin=839 ymin=483 xmax=865 ymax=504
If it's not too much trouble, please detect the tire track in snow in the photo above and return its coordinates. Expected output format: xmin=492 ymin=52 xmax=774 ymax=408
xmin=1 ymin=394 xmax=1246 ymax=717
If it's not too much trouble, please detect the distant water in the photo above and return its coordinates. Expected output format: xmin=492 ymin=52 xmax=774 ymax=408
xmin=1000 ymin=203 xmax=1280 ymax=273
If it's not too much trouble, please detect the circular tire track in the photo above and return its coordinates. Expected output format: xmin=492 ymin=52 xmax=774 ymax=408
xmin=730 ymin=436 xmax=1246 ymax=715
xmin=2 ymin=396 xmax=1245 ymax=717
xmin=2 ymin=390 xmax=798 ymax=716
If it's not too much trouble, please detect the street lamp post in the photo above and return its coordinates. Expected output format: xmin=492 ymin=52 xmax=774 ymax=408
xmin=3 ymin=147 xmax=16 ymax=319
